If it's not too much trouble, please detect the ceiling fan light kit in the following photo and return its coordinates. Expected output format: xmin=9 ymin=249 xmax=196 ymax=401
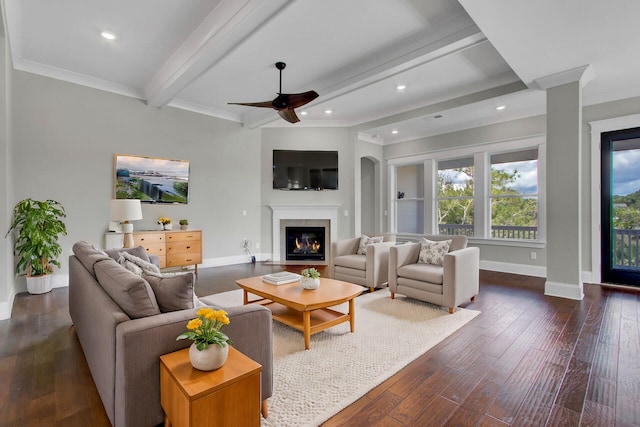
xmin=228 ymin=62 xmax=318 ymax=124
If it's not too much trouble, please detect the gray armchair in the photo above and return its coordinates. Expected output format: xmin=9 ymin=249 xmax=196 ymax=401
xmin=331 ymin=234 xmax=396 ymax=292
xmin=389 ymin=235 xmax=479 ymax=313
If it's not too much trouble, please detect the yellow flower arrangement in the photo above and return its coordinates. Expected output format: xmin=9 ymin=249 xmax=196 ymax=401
xmin=158 ymin=217 xmax=171 ymax=225
xmin=177 ymin=308 xmax=232 ymax=350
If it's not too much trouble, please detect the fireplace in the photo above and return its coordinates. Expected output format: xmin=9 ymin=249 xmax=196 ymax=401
xmin=285 ymin=227 xmax=326 ymax=261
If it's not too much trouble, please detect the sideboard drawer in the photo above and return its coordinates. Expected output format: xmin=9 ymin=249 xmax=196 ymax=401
xmin=133 ymin=233 xmax=165 ymax=245
xmin=166 ymin=241 xmax=201 ymax=255
xmin=165 ymin=231 xmax=201 ymax=243
xmin=140 ymin=242 xmax=166 ymax=256
xmin=166 ymin=253 xmax=202 ymax=268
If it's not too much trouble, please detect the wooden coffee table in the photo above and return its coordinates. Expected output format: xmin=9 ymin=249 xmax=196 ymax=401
xmin=235 ymin=276 xmax=363 ymax=350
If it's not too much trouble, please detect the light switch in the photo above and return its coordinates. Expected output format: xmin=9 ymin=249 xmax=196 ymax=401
xmin=242 ymin=210 xmax=247 ymax=216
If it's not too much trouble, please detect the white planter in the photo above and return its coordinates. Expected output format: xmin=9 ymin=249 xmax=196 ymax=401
xmin=163 ymin=223 xmax=173 ymax=230
xmin=189 ymin=342 xmax=228 ymax=371
xmin=26 ymin=275 xmax=52 ymax=294
xmin=301 ymin=277 xmax=320 ymax=290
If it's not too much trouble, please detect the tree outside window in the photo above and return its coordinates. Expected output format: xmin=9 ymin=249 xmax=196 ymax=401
xmin=437 ymin=158 xmax=474 ymax=236
xmin=490 ymin=149 xmax=538 ymax=240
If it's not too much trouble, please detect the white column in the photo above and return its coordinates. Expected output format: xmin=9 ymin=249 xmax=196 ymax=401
xmin=536 ymin=65 xmax=594 ymax=300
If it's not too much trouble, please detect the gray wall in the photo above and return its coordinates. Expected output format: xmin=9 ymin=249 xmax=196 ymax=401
xmin=260 ymin=127 xmax=354 ymax=258
xmin=1 ymin=35 xmax=12 ymax=307
xmin=8 ymin=71 xmax=262 ymax=279
xmin=381 ymin=96 xmax=640 ymax=277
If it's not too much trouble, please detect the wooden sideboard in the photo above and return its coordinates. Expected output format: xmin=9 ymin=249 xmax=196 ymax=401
xmin=132 ymin=230 xmax=202 ymax=276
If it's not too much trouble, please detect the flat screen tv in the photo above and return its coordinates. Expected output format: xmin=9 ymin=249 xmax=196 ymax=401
xmin=114 ymin=154 xmax=190 ymax=204
xmin=273 ymin=150 xmax=338 ymax=190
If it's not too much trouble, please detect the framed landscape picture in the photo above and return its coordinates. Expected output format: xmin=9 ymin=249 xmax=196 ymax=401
xmin=114 ymin=154 xmax=190 ymax=204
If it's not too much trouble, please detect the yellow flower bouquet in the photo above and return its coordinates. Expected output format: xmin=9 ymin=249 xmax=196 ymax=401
xmin=177 ymin=308 xmax=232 ymax=350
xmin=158 ymin=217 xmax=171 ymax=225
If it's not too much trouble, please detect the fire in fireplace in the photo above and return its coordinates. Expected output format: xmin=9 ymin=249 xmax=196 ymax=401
xmin=285 ymin=226 xmax=326 ymax=261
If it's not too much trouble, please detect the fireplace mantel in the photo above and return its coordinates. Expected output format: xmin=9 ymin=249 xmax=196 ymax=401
xmin=270 ymin=205 xmax=339 ymax=262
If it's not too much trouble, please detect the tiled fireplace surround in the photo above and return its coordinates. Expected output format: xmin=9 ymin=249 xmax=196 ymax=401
xmin=270 ymin=205 xmax=339 ymax=264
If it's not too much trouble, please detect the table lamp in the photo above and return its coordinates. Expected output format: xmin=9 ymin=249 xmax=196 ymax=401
xmin=109 ymin=199 xmax=143 ymax=248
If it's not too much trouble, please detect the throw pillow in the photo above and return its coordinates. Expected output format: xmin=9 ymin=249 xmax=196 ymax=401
xmin=357 ymin=234 xmax=384 ymax=255
xmin=142 ymin=271 xmax=195 ymax=313
xmin=94 ymin=259 xmax=160 ymax=319
xmin=418 ymin=238 xmax=452 ymax=266
xmin=118 ymin=251 xmax=161 ymax=275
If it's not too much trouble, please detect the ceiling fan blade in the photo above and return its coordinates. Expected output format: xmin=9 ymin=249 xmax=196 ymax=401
xmin=278 ymin=109 xmax=300 ymax=124
xmin=228 ymin=101 xmax=274 ymax=108
xmin=283 ymin=91 xmax=319 ymax=109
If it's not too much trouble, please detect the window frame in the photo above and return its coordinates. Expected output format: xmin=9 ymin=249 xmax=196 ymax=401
xmin=387 ymin=136 xmax=546 ymax=248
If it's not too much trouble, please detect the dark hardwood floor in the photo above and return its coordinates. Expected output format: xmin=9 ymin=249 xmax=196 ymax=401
xmin=0 ymin=266 xmax=638 ymax=426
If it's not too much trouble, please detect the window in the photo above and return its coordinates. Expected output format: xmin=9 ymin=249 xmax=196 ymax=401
xmin=490 ymin=149 xmax=538 ymax=240
xmin=437 ymin=157 xmax=474 ymax=236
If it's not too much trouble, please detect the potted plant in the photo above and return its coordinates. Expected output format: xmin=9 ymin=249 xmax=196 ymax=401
xmin=158 ymin=217 xmax=172 ymax=230
xmin=300 ymin=267 xmax=321 ymax=290
xmin=177 ymin=308 xmax=232 ymax=371
xmin=6 ymin=199 xmax=67 ymax=294
xmin=179 ymin=219 xmax=189 ymax=230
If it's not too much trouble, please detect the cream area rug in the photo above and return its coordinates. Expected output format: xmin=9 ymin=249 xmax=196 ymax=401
xmin=201 ymin=288 xmax=480 ymax=427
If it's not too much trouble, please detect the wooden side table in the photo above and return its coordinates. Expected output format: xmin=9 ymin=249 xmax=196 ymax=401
xmin=160 ymin=346 xmax=261 ymax=427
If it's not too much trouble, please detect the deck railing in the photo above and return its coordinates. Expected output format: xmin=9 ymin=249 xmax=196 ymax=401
xmin=437 ymin=224 xmax=538 ymax=240
xmin=613 ymin=229 xmax=640 ymax=268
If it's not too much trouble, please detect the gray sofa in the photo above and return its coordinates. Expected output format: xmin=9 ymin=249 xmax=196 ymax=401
xmin=69 ymin=241 xmax=273 ymax=427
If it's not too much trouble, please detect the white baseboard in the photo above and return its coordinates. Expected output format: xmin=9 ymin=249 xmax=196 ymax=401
xmin=480 ymin=260 xmax=547 ymax=277
xmin=0 ymin=290 xmax=15 ymax=321
xmin=544 ymin=280 xmax=584 ymax=300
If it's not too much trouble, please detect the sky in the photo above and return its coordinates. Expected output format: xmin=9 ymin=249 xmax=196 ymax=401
xmin=613 ymin=149 xmax=640 ymax=196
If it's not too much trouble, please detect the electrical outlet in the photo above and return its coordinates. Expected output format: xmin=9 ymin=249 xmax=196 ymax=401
xmin=255 ymin=242 xmax=260 ymax=250
xmin=242 ymin=210 xmax=247 ymax=216
xmin=344 ymin=210 xmax=349 ymax=217
xmin=530 ymin=251 xmax=537 ymax=260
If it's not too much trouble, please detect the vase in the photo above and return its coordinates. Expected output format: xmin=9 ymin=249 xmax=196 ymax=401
xmin=189 ymin=342 xmax=228 ymax=371
xmin=301 ymin=277 xmax=320 ymax=290
xmin=26 ymin=274 xmax=53 ymax=294
xmin=163 ymin=223 xmax=173 ymax=230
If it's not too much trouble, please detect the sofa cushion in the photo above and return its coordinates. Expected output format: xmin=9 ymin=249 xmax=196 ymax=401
xmin=357 ymin=234 xmax=383 ymax=255
xmin=104 ymin=245 xmax=150 ymax=263
xmin=72 ymin=241 xmax=111 ymax=278
xmin=398 ymin=263 xmax=444 ymax=285
xmin=94 ymin=258 xmax=160 ymax=319
xmin=117 ymin=251 xmax=161 ymax=275
xmin=334 ymin=254 xmax=366 ymax=270
xmin=334 ymin=265 xmax=367 ymax=278
xmin=142 ymin=271 xmax=195 ymax=312
xmin=418 ymin=238 xmax=451 ymax=266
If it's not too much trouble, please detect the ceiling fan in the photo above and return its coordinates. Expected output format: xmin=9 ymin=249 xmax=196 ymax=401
xmin=228 ymin=62 xmax=319 ymax=124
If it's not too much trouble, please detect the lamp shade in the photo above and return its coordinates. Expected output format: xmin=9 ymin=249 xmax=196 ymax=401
xmin=110 ymin=199 xmax=143 ymax=222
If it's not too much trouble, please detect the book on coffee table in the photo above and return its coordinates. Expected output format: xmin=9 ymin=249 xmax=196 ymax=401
xmin=262 ymin=272 xmax=300 ymax=285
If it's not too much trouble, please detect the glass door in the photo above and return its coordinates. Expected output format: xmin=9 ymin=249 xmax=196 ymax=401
xmin=601 ymin=127 xmax=640 ymax=286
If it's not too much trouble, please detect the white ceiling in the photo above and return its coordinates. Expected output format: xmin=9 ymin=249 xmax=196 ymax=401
xmin=2 ymin=0 xmax=639 ymax=144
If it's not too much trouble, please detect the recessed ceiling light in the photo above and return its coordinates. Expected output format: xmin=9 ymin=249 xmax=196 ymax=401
xmin=300 ymin=111 xmax=308 ymax=116
xmin=396 ymin=84 xmax=406 ymax=91
xmin=391 ymin=129 xmax=399 ymax=134
xmin=496 ymin=105 xmax=506 ymax=111
xmin=101 ymin=31 xmax=116 ymax=40
xmin=324 ymin=109 xmax=332 ymax=115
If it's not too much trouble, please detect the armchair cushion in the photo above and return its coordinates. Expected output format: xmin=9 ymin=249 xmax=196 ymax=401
xmin=418 ymin=238 xmax=451 ymax=266
xmin=333 ymin=254 xmax=366 ymax=270
xmin=398 ymin=263 xmax=443 ymax=284
xmin=357 ymin=234 xmax=384 ymax=255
